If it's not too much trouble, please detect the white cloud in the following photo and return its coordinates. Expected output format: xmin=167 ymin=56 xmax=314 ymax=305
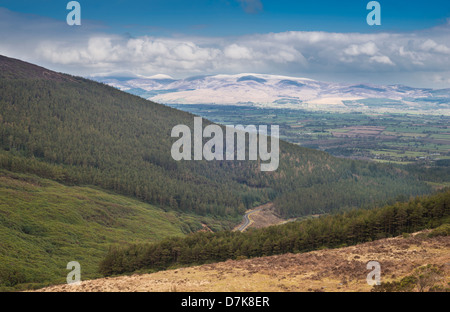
xmin=1 ymin=8 xmax=450 ymax=88
xmin=224 ymin=44 xmax=252 ymax=60
xmin=344 ymin=42 xmax=378 ymax=56
xmin=369 ymin=55 xmax=395 ymax=66
xmin=420 ymin=39 xmax=450 ymax=54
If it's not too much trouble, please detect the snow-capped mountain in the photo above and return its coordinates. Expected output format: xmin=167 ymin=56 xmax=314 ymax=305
xmin=93 ymin=73 xmax=450 ymax=114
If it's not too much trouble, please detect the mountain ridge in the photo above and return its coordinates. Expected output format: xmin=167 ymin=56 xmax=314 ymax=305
xmin=93 ymin=72 xmax=450 ymax=114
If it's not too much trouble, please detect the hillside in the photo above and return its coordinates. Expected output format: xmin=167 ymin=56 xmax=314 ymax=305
xmin=33 ymin=231 xmax=450 ymax=292
xmin=0 ymin=169 xmax=220 ymax=291
xmin=0 ymin=55 xmax=432 ymax=219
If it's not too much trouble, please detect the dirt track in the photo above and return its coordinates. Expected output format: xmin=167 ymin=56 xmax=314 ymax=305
xmin=34 ymin=232 xmax=450 ymax=292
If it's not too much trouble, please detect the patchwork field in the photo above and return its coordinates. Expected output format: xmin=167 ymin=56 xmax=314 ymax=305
xmin=167 ymin=105 xmax=450 ymax=165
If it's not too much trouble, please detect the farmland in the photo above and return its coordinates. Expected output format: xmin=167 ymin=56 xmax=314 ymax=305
xmin=167 ymin=104 xmax=450 ymax=165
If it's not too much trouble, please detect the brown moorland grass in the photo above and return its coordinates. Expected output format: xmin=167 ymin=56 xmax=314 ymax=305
xmin=33 ymin=231 xmax=450 ymax=292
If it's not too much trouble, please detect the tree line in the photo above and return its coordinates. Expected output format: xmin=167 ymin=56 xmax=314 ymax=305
xmin=99 ymin=188 xmax=450 ymax=276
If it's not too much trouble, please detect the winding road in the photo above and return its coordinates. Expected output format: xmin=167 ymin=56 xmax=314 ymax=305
xmin=236 ymin=208 xmax=264 ymax=232
xmin=235 ymin=202 xmax=296 ymax=232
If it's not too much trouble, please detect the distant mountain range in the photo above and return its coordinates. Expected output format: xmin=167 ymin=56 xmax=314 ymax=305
xmin=93 ymin=73 xmax=450 ymax=114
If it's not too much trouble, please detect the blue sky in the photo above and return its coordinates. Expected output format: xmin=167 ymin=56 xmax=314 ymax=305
xmin=1 ymin=0 xmax=450 ymax=87
xmin=2 ymin=0 xmax=449 ymax=35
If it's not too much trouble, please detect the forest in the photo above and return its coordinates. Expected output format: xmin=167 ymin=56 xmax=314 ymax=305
xmin=98 ymin=189 xmax=450 ymax=276
xmin=0 ymin=55 xmax=433 ymax=220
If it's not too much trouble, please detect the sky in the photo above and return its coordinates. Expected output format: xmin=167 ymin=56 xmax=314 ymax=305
xmin=0 ymin=0 xmax=450 ymax=88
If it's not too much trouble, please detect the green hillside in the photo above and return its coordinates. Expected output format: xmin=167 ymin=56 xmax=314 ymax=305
xmin=0 ymin=169 xmax=225 ymax=291
xmin=99 ymin=189 xmax=450 ymax=277
xmin=0 ymin=55 xmax=432 ymax=219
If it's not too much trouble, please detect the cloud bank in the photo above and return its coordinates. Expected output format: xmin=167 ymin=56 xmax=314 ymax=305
xmin=1 ymin=8 xmax=450 ymax=88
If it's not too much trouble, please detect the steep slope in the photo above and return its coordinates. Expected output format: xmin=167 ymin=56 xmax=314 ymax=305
xmin=0 ymin=55 xmax=432 ymax=219
xmin=0 ymin=169 xmax=201 ymax=291
xmin=34 ymin=231 xmax=450 ymax=292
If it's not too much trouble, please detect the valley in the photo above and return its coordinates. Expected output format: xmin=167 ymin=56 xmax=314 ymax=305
xmin=1 ymin=0 xmax=450 ymax=297
xmin=0 ymin=55 xmax=447 ymax=292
